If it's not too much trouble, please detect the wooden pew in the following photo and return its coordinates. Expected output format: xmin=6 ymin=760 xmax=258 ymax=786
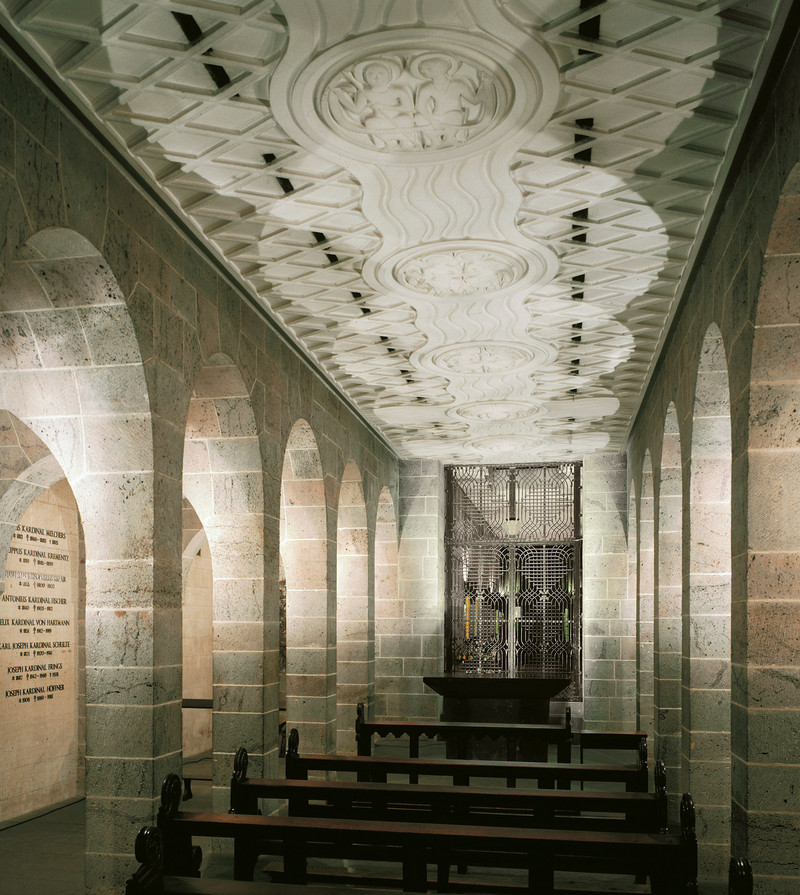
xmin=232 ymin=745 xmax=669 ymax=832
xmin=286 ymin=728 xmax=650 ymax=792
xmin=578 ymin=729 xmax=647 ymax=764
xmin=154 ymin=772 xmax=697 ymax=893
xmin=355 ymin=701 xmax=573 ymax=763
xmin=125 ymin=824 xmax=392 ymax=895
xmin=729 ymin=857 xmax=753 ymax=895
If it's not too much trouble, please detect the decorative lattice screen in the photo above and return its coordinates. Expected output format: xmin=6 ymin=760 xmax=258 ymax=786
xmin=445 ymin=464 xmax=582 ymax=697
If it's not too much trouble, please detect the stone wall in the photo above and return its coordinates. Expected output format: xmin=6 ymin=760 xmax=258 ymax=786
xmin=626 ymin=26 xmax=800 ymax=890
xmin=0 ymin=44 xmax=398 ymax=893
xmin=581 ymin=453 xmax=635 ymax=730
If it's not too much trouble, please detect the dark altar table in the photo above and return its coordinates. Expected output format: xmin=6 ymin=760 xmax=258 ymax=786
xmin=423 ymin=675 xmax=570 ymax=759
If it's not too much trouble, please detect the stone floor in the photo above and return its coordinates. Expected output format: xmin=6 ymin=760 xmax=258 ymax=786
xmin=0 ymin=740 xmax=727 ymax=894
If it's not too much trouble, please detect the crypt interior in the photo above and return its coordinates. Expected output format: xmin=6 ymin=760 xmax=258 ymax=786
xmin=0 ymin=0 xmax=799 ymax=893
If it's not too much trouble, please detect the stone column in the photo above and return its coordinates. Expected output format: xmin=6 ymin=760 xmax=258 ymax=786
xmin=582 ymin=453 xmax=634 ymax=730
xmin=387 ymin=460 xmax=445 ymax=720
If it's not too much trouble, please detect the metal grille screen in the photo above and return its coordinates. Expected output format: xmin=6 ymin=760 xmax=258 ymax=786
xmin=445 ymin=464 xmax=582 ymax=697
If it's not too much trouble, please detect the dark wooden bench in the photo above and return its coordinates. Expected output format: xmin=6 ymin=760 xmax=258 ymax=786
xmin=125 ymin=823 xmax=393 ymax=895
xmin=729 ymin=857 xmax=753 ymax=895
xmin=286 ymin=728 xmax=650 ymax=791
xmin=232 ymin=745 xmax=668 ymax=832
xmin=153 ymin=772 xmax=697 ymax=893
xmin=578 ymin=729 xmax=647 ymax=763
xmin=356 ymin=701 xmax=572 ymax=762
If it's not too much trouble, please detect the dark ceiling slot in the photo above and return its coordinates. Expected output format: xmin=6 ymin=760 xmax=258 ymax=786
xmin=325 ymin=252 xmax=339 ymax=264
xmin=379 ymin=336 xmax=388 ymax=341
xmin=574 ymin=116 xmax=594 ymax=163
xmin=572 ymin=321 xmax=583 ymax=328
xmin=171 ymin=11 xmax=231 ymax=92
xmin=172 ymin=11 xmax=203 ymax=43
xmin=400 ymin=369 xmax=410 ymax=374
xmin=262 ymin=153 xmax=294 ymax=193
xmin=387 ymin=347 xmax=395 ymax=353
xmin=203 ymin=60 xmax=231 ymax=90
xmin=572 ymin=334 xmax=582 ymax=343
xmin=360 ymin=307 xmax=371 ymax=314
xmin=351 ymin=291 xmax=362 ymax=299
xmin=415 ymin=396 xmax=426 ymax=402
xmin=312 ymin=231 xmax=326 ymax=243
xmin=578 ymin=0 xmax=601 ymax=56
xmin=572 ymin=206 xmax=588 ymax=244
xmin=569 ymin=387 xmax=579 ymax=394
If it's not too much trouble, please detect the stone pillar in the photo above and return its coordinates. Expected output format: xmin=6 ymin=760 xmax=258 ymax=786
xmin=582 ymin=453 xmax=634 ymax=730
xmin=386 ymin=460 xmax=444 ymax=720
xmin=735 ymin=183 xmax=800 ymax=892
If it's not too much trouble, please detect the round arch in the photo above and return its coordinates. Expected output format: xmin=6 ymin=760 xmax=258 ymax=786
xmin=0 ymin=228 xmax=163 ymax=882
xmin=656 ymin=403 xmax=682 ymax=818
xmin=280 ymin=418 xmax=333 ymax=754
xmin=336 ymin=460 xmax=370 ymax=752
xmin=688 ymin=322 xmax=732 ymax=881
xmin=182 ymin=354 xmax=266 ymax=804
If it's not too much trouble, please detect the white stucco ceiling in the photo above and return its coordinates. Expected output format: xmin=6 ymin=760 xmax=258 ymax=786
xmin=0 ymin=0 xmax=791 ymax=461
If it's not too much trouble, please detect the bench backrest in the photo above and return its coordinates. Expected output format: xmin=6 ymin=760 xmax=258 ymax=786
xmin=283 ymin=730 xmax=649 ymax=790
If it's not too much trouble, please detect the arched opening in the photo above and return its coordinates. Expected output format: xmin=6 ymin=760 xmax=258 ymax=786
xmin=0 ymin=229 xmax=160 ymax=886
xmin=374 ymin=486 xmax=399 ymax=720
xmin=638 ymin=453 xmax=655 ymax=743
xmin=737 ymin=162 xmax=800 ymax=888
xmin=687 ymin=322 xmax=732 ymax=882
xmin=336 ymin=461 xmax=369 ymax=752
xmin=280 ymin=419 xmax=333 ymax=753
xmin=656 ymin=404 xmax=682 ymax=819
xmin=182 ymin=356 xmax=266 ymax=808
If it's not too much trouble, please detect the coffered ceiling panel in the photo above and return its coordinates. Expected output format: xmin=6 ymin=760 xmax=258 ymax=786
xmin=0 ymin=0 xmax=790 ymax=461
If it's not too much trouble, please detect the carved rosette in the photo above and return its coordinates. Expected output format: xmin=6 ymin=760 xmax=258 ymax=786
xmin=416 ymin=339 xmax=556 ymax=376
xmin=470 ymin=434 xmax=544 ymax=454
xmin=275 ymin=27 xmax=558 ymax=167
xmin=370 ymin=239 xmax=556 ymax=300
xmin=322 ymin=51 xmax=500 ymax=154
xmin=452 ymin=401 xmax=542 ymax=422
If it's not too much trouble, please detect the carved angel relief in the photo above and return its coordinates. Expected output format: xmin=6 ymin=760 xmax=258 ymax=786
xmin=323 ymin=52 xmax=497 ymax=152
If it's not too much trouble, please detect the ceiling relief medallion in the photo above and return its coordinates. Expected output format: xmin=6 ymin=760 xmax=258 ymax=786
xmin=452 ymin=401 xmax=542 ymax=422
xmin=397 ymin=246 xmax=525 ymax=297
xmin=471 ymin=435 xmax=544 ymax=455
xmin=322 ymin=52 xmax=500 ymax=154
xmin=417 ymin=339 xmax=556 ymax=376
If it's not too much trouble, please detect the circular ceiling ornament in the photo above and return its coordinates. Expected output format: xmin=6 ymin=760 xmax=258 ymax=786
xmin=275 ymin=28 xmax=559 ymax=166
xmin=452 ymin=400 xmax=542 ymax=422
xmin=471 ymin=434 xmax=543 ymax=454
xmin=397 ymin=245 xmax=527 ymax=297
xmin=321 ymin=50 xmax=502 ymax=154
xmin=371 ymin=238 xmax=558 ymax=299
xmin=416 ymin=338 xmax=556 ymax=376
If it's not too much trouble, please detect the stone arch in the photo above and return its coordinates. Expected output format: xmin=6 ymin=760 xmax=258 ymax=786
xmin=182 ymin=355 xmax=266 ymax=805
xmin=638 ymin=452 xmax=655 ymax=743
xmin=374 ymin=486 xmax=399 ymax=719
xmin=280 ymin=418 xmax=333 ymax=753
xmin=336 ymin=460 xmax=370 ymax=752
xmin=737 ymin=162 xmax=800 ymax=887
xmin=687 ymin=322 xmax=732 ymax=882
xmin=0 ymin=228 xmax=162 ymax=884
xmin=656 ymin=403 xmax=682 ymax=817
